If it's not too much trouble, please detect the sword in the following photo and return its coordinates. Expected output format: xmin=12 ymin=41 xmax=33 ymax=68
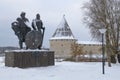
xmin=41 ymin=27 xmax=45 ymax=48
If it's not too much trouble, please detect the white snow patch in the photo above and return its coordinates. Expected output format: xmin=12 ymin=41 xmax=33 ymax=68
xmin=5 ymin=49 xmax=50 ymax=53
xmin=0 ymin=57 xmax=120 ymax=80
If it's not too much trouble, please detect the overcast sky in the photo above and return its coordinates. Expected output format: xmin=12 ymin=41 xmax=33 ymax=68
xmin=0 ymin=0 xmax=91 ymax=48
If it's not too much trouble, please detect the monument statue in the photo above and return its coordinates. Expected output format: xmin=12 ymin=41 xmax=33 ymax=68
xmin=25 ymin=13 xmax=45 ymax=49
xmin=6 ymin=13 xmax=54 ymax=68
xmin=11 ymin=12 xmax=31 ymax=49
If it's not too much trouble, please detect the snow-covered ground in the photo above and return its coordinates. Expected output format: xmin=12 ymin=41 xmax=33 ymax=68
xmin=0 ymin=57 xmax=120 ymax=80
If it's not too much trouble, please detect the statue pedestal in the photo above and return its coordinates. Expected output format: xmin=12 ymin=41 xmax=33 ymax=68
xmin=5 ymin=50 xmax=54 ymax=68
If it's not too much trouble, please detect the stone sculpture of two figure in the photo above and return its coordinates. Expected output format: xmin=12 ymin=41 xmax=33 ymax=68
xmin=11 ymin=12 xmax=45 ymax=49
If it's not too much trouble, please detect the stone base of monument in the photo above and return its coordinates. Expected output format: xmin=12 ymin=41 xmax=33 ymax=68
xmin=5 ymin=50 xmax=54 ymax=68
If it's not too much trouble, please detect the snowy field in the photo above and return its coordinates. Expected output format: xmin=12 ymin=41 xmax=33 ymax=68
xmin=0 ymin=57 xmax=120 ymax=80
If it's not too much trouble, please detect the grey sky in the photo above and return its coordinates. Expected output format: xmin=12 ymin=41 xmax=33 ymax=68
xmin=0 ymin=0 xmax=91 ymax=48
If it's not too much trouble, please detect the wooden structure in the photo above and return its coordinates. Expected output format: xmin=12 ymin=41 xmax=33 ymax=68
xmin=5 ymin=50 xmax=54 ymax=68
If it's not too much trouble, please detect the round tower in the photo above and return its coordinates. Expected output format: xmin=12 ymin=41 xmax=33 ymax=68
xmin=49 ymin=15 xmax=77 ymax=59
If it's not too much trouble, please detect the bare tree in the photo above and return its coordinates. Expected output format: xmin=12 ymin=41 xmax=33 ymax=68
xmin=71 ymin=42 xmax=84 ymax=61
xmin=83 ymin=0 xmax=120 ymax=66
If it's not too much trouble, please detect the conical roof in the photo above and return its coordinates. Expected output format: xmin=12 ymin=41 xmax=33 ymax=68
xmin=51 ymin=15 xmax=75 ymax=40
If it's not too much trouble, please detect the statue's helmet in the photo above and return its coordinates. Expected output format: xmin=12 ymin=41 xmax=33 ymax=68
xmin=20 ymin=12 xmax=26 ymax=17
xmin=16 ymin=18 xmax=21 ymax=22
xmin=36 ymin=14 xmax=40 ymax=19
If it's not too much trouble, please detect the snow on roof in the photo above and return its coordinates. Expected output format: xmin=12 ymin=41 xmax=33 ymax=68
xmin=51 ymin=15 xmax=75 ymax=39
xmin=77 ymin=41 xmax=102 ymax=45
xmin=50 ymin=36 xmax=76 ymax=40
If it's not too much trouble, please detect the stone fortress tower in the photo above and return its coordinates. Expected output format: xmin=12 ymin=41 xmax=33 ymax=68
xmin=49 ymin=15 xmax=77 ymax=58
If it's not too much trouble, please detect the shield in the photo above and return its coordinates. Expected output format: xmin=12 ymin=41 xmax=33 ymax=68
xmin=25 ymin=30 xmax=42 ymax=49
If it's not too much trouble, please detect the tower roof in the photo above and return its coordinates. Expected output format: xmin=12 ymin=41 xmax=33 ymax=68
xmin=51 ymin=15 xmax=75 ymax=40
